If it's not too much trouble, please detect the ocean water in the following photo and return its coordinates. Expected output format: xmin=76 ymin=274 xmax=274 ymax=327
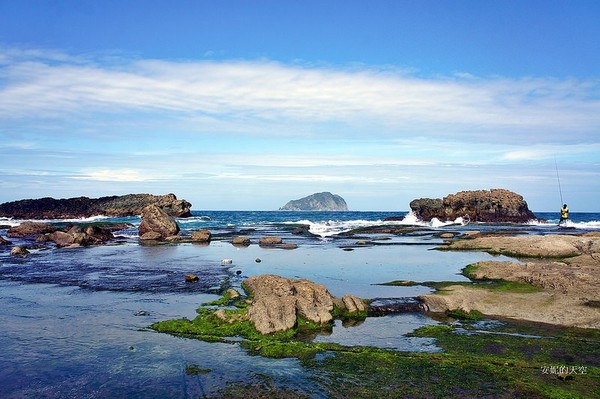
xmin=1 ymin=210 xmax=599 ymax=398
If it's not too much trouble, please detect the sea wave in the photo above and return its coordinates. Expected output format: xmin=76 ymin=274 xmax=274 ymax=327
xmin=0 ymin=215 xmax=113 ymax=227
xmin=527 ymin=218 xmax=600 ymax=229
xmin=287 ymin=212 xmax=469 ymax=237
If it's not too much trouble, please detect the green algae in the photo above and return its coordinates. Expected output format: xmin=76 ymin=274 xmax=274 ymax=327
xmin=151 ymin=292 xmax=599 ymax=398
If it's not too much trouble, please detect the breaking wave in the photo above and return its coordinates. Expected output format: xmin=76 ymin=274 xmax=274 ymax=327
xmin=288 ymin=212 xmax=469 ymax=237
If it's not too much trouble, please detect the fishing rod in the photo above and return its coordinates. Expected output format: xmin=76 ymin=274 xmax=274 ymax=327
xmin=554 ymin=157 xmax=564 ymax=206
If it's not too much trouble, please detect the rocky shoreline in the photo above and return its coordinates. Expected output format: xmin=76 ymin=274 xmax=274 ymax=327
xmin=0 ymin=193 xmax=192 ymax=219
xmin=421 ymin=232 xmax=600 ymax=329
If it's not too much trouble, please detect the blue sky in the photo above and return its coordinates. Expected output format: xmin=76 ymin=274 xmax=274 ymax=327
xmin=1 ymin=1 xmax=599 ymax=211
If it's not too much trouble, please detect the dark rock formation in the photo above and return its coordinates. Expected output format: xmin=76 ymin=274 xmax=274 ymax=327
xmin=138 ymin=205 xmax=180 ymax=240
xmin=7 ymin=221 xmax=57 ymax=238
xmin=244 ymin=274 xmax=334 ymax=335
xmin=410 ymin=189 xmax=537 ymax=223
xmin=279 ymin=192 xmax=348 ymax=211
xmin=0 ymin=193 xmax=192 ymax=219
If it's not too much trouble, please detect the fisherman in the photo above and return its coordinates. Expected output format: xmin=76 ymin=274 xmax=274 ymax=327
xmin=559 ymin=204 xmax=569 ymax=226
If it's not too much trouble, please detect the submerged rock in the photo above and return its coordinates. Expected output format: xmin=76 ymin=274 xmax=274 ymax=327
xmin=11 ymin=246 xmax=30 ymax=257
xmin=244 ymin=274 xmax=334 ymax=335
xmin=410 ymin=189 xmax=537 ymax=223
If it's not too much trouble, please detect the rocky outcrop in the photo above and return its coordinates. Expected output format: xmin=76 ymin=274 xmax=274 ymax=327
xmin=0 ymin=193 xmax=192 ymax=219
xmin=279 ymin=192 xmax=348 ymax=211
xmin=43 ymin=225 xmax=115 ymax=248
xmin=138 ymin=205 xmax=180 ymax=240
xmin=244 ymin=274 xmax=334 ymax=335
xmin=410 ymin=189 xmax=537 ymax=223
xmin=421 ymin=233 xmax=600 ymax=329
xmin=7 ymin=221 xmax=57 ymax=238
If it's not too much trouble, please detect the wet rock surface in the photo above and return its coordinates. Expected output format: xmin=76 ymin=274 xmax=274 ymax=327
xmin=421 ymin=232 xmax=600 ymax=328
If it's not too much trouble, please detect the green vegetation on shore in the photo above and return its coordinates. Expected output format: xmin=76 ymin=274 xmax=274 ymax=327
xmin=151 ymin=291 xmax=599 ymax=398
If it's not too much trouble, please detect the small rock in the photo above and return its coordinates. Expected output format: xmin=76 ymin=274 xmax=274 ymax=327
xmin=255 ymin=258 xmax=262 ymax=263
xmin=439 ymin=233 xmax=455 ymax=239
xmin=232 ymin=236 xmax=251 ymax=246
xmin=225 ymin=288 xmax=241 ymax=299
xmin=356 ymin=240 xmax=369 ymax=245
xmin=462 ymin=231 xmax=481 ymax=239
xmin=140 ymin=231 xmax=162 ymax=240
xmin=221 ymin=259 xmax=233 ymax=265
xmin=185 ymin=274 xmax=199 ymax=282
xmin=11 ymin=246 xmax=30 ymax=257
xmin=134 ymin=310 xmax=151 ymax=316
xmin=191 ymin=229 xmax=211 ymax=242
xmin=165 ymin=235 xmax=183 ymax=242
xmin=280 ymin=243 xmax=298 ymax=250
xmin=342 ymin=294 xmax=367 ymax=313
xmin=259 ymin=236 xmax=283 ymax=246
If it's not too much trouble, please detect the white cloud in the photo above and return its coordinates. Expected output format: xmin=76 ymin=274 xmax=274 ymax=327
xmin=71 ymin=169 xmax=153 ymax=182
xmin=1 ymin=49 xmax=599 ymax=145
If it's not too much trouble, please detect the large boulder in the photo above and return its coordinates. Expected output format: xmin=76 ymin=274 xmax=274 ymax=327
xmin=410 ymin=189 xmax=537 ymax=223
xmin=279 ymin=192 xmax=348 ymax=211
xmin=244 ymin=274 xmax=334 ymax=335
xmin=0 ymin=193 xmax=192 ymax=219
xmin=138 ymin=205 xmax=180 ymax=239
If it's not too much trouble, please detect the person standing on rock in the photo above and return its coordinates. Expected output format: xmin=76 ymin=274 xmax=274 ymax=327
xmin=558 ymin=204 xmax=569 ymax=226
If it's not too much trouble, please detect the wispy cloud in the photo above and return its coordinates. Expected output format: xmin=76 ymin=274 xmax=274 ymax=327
xmin=1 ymin=49 xmax=599 ymax=144
xmin=71 ymin=169 xmax=154 ymax=182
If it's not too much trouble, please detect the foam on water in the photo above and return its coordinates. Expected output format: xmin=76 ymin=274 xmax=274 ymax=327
xmin=287 ymin=212 xmax=469 ymax=237
xmin=0 ymin=214 xmax=112 ymax=227
xmin=526 ymin=218 xmax=600 ymax=230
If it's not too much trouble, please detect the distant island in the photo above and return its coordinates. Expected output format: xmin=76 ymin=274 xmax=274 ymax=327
xmin=0 ymin=193 xmax=192 ymax=219
xmin=279 ymin=192 xmax=348 ymax=211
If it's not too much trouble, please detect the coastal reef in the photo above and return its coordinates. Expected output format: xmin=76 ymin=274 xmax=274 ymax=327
xmin=409 ymin=188 xmax=537 ymax=223
xmin=279 ymin=192 xmax=348 ymax=211
xmin=422 ymin=232 xmax=600 ymax=329
xmin=0 ymin=193 xmax=192 ymax=219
